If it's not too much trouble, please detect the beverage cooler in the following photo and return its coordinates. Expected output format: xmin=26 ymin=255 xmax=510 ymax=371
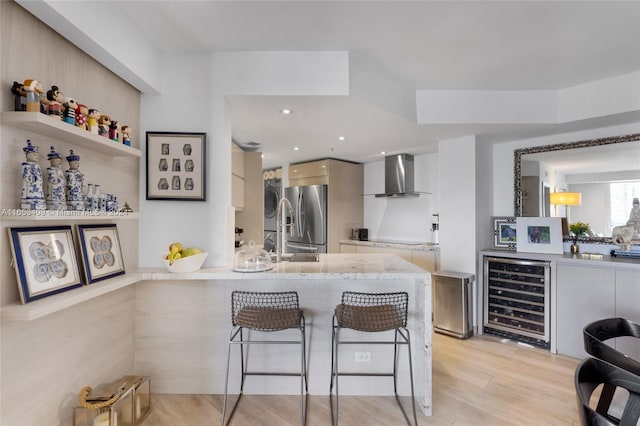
xmin=483 ymin=256 xmax=551 ymax=349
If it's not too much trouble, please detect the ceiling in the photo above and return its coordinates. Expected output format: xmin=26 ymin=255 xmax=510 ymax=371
xmin=111 ymin=1 xmax=640 ymax=168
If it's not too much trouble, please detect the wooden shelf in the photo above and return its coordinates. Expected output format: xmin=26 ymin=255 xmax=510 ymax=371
xmin=1 ymin=272 xmax=143 ymax=321
xmin=1 ymin=211 xmax=139 ymax=221
xmin=1 ymin=112 xmax=141 ymax=158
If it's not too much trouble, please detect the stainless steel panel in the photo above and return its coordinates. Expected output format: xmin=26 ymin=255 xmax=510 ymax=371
xmin=284 ymin=185 xmax=327 ymax=246
xmin=384 ymin=154 xmax=415 ymax=194
xmin=433 ymin=272 xmax=474 ymax=339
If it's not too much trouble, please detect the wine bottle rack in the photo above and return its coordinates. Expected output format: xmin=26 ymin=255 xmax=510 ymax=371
xmin=483 ymin=256 xmax=550 ymax=348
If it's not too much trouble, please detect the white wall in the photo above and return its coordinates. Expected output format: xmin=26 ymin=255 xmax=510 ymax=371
xmin=363 ymin=153 xmax=439 ymax=242
xmin=139 ymin=51 xmax=349 ymax=267
xmin=438 ymin=135 xmax=477 ymax=274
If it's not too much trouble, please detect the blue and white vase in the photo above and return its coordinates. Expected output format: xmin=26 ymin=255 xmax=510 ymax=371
xmin=20 ymin=140 xmax=46 ymax=210
xmin=84 ymin=183 xmax=95 ymax=211
xmin=65 ymin=150 xmax=84 ymax=211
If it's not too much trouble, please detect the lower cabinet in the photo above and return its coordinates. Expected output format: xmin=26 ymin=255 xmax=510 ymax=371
xmin=555 ymin=265 xmax=615 ymax=358
xmin=556 ymin=266 xmax=640 ymax=359
xmin=339 ymin=243 xmax=438 ymax=272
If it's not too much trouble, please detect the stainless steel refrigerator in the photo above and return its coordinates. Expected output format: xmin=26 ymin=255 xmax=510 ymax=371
xmin=284 ymin=184 xmax=328 ymax=253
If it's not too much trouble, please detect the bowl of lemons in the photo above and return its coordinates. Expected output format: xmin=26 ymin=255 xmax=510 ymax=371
xmin=162 ymin=242 xmax=208 ymax=273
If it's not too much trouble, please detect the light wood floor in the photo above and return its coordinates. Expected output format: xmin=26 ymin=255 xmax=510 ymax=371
xmin=143 ymin=333 xmax=581 ymax=425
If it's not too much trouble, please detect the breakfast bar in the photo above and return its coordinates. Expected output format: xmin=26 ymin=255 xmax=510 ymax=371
xmin=135 ymin=253 xmax=432 ymax=415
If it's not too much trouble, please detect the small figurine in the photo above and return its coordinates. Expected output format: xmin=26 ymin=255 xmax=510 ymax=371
xmin=62 ymin=97 xmax=77 ymax=126
xmin=121 ymin=201 xmax=134 ymax=213
xmin=121 ymin=125 xmax=132 ymax=146
xmin=98 ymin=115 xmax=111 ymax=137
xmin=46 ymin=85 xmax=63 ymax=118
xmin=626 ymin=197 xmax=640 ymax=237
xmin=45 ymin=146 xmax=66 ymax=210
xmin=75 ymin=103 xmax=89 ymax=130
xmin=20 ymin=140 xmax=46 ymax=210
xmin=109 ymin=119 xmax=120 ymax=142
xmin=65 ymin=150 xmax=85 ymax=211
xmin=11 ymin=81 xmax=26 ymax=111
xmin=88 ymin=109 xmax=100 ymax=134
xmin=23 ymin=79 xmax=44 ymax=113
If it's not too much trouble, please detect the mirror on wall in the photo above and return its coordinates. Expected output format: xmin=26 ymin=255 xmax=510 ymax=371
xmin=514 ymin=133 xmax=640 ymax=239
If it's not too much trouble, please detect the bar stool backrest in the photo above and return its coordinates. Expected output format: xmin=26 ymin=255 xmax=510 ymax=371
xmin=336 ymin=291 xmax=408 ymax=332
xmin=583 ymin=318 xmax=640 ymax=376
xmin=231 ymin=291 xmax=302 ymax=331
xmin=575 ymin=357 xmax=640 ymax=426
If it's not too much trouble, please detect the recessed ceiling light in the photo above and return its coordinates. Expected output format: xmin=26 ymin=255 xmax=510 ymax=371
xmin=381 ymin=151 xmax=386 ymax=155
xmin=281 ymin=108 xmax=292 ymax=115
xmin=338 ymin=136 xmax=345 ymax=141
xmin=293 ymin=146 xmax=300 ymax=151
xmin=261 ymin=154 xmax=265 ymax=158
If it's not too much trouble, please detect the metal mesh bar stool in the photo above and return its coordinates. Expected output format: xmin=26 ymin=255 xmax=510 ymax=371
xmin=575 ymin=357 xmax=640 ymax=426
xmin=221 ymin=291 xmax=308 ymax=425
xmin=330 ymin=291 xmax=417 ymax=425
xmin=582 ymin=318 xmax=640 ymax=422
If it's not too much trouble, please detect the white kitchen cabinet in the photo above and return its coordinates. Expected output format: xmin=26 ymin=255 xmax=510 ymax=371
xmin=555 ymin=264 xmax=615 ymax=358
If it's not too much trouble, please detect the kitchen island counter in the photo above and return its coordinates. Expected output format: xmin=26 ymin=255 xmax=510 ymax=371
xmin=135 ymin=254 xmax=432 ymax=415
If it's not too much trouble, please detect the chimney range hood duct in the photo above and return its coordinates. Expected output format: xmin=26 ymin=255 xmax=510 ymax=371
xmin=375 ymin=154 xmax=421 ymax=198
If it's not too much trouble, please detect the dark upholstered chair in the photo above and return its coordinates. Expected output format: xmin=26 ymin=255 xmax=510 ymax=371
xmin=575 ymin=357 xmax=640 ymax=425
xmin=330 ymin=291 xmax=417 ymax=425
xmin=221 ymin=291 xmax=307 ymax=425
xmin=582 ymin=317 xmax=640 ymax=422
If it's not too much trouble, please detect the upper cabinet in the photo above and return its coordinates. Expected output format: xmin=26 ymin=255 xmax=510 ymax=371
xmin=289 ymin=159 xmax=328 ymax=185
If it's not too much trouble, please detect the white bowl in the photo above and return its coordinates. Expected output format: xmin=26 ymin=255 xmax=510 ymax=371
xmin=162 ymin=252 xmax=208 ymax=273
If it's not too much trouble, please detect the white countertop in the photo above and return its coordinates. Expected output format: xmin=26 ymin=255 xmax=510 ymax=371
xmin=141 ymin=253 xmax=430 ymax=280
xmin=480 ymin=249 xmax=640 ymax=271
xmin=339 ymin=239 xmax=439 ymax=251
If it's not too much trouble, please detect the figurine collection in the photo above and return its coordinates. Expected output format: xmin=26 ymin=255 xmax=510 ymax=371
xmin=10 ymin=79 xmax=133 ymax=146
xmin=19 ymin=139 xmax=120 ymax=214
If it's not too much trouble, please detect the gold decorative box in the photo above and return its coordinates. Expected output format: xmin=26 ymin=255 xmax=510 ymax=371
xmin=74 ymin=375 xmax=150 ymax=426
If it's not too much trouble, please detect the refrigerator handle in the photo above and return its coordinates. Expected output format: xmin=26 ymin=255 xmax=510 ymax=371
xmin=297 ymin=190 xmax=303 ymax=236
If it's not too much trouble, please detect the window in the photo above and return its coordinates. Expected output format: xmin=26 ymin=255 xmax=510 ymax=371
xmin=610 ymin=181 xmax=640 ymax=228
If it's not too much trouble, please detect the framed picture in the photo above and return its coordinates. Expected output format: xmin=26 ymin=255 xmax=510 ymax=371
xmin=77 ymin=224 xmax=126 ymax=284
xmin=516 ymin=217 xmax=564 ymax=254
xmin=7 ymin=226 xmax=83 ymax=304
xmin=146 ymin=131 xmax=206 ymax=200
xmin=491 ymin=216 xmax=517 ymax=250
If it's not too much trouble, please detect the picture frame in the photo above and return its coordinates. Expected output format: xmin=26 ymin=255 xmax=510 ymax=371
xmin=146 ymin=131 xmax=206 ymax=200
xmin=516 ymin=217 xmax=564 ymax=254
xmin=7 ymin=226 xmax=83 ymax=304
xmin=77 ymin=224 xmax=126 ymax=284
xmin=491 ymin=216 xmax=517 ymax=250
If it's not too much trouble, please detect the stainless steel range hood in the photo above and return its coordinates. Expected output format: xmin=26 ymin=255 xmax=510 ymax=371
xmin=375 ymin=154 xmax=421 ymax=198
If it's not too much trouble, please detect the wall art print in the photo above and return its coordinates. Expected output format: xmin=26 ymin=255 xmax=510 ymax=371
xmin=491 ymin=216 xmax=517 ymax=250
xmin=515 ymin=217 xmax=563 ymax=254
xmin=146 ymin=131 xmax=206 ymax=201
xmin=8 ymin=226 xmax=82 ymax=304
xmin=77 ymin=224 xmax=125 ymax=284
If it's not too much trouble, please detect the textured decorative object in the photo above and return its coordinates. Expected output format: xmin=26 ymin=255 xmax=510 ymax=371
xmin=23 ymin=79 xmax=44 ymax=113
xmin=45 ymin=146 xmax=66 ymax=210
xmin=11 ymin=81 xmax=26 ymax=111
xmin=65 ymin=150 xmax=85 ymax=211
xmin=46 ymin=85 xmax=63 ymax=118
xmin=62 ymin=97 xmax=77 ymax=126
xmin=121 ymin=125 xmax=132 ymax=146
xmin=20 ymin=140 xmax=46 ymax=210
xmin=88 ymin=109 xmax=100 ymax=134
